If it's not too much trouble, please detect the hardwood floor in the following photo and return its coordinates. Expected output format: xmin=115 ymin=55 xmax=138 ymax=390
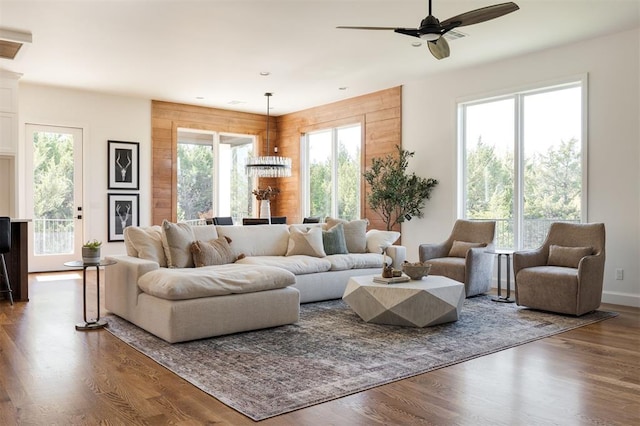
xmin=0 ymin=270 xmax=638 ymax=425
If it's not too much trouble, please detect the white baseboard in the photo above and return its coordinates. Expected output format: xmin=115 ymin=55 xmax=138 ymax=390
xmin=602 ymin=291 xmax=640 ymax=308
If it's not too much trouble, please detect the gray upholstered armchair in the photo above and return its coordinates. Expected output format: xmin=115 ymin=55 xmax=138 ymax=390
xmin=419 ymin=219 xmax=496 ymax=297
xmin=513 ymin=222 xmax=605 ymax=316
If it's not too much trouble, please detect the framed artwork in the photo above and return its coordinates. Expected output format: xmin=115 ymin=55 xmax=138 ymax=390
xmin=108 ymin=140 xmax=139 ymax=190
xmin=108 ymin=193 xmax=139 ymax=242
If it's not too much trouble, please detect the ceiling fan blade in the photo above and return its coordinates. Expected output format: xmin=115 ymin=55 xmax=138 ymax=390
xmin=441 ymin=2 xmax=519 ymax=29
xmin=336 ymin=26 xmax=398 ymax=31
xmin=427 ymin=37 xmax=450 ymax=60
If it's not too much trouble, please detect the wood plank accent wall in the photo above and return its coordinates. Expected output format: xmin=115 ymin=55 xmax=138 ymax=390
xmin=150 ymin=86 xmax=401 ymax=229
xmin=151 ymin=100 xmax=274 ymax=225
xmin=276 ymin=86 xmax=401 ymax=229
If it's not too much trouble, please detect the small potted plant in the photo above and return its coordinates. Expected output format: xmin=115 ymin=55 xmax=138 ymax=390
xmin=82 ymin=239 xmax=102 ymax=264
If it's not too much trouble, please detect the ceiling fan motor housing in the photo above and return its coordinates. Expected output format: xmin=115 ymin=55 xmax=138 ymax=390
xmin=419 ymin=15 xmax=442 ymax=41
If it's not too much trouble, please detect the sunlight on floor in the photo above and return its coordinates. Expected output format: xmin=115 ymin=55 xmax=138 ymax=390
xmin=35 ymin=273 xmax=81 ymax=282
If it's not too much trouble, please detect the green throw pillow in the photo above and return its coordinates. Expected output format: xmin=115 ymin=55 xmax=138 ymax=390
xmin=323 ymin=223 xmax=348 ymax=255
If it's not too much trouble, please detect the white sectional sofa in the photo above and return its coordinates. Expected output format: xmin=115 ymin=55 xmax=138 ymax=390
xmin=105 ymin=220 xmax=405 ymax=343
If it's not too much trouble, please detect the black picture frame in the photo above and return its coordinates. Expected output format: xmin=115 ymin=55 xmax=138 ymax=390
xmin=108 ymin=193 xmax=139 ymax=242
xmin=108 ymin=140 xmax=139 ymax=190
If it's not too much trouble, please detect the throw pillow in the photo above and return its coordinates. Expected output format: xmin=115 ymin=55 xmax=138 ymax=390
xmin=191 ymin=236 xmax=239 ymax=267
xmin=161 ymin=220 xmax=196 ymax=268
xmin=365 ymin=229 xmax=401 ymax=254
xmin=449 ymin=240 xmax=486 ymax=258
xmin=322 ymin=223 xmax=348 ymax=255
xmin=547 ymin=244 xmax=592 ymax=268
xmin=324 ymin=217 xmax=368 ymax=253
xmin=286 ymin=227 xmax=326 ymax=257
xmin=124 ymin=225 xmax=167 ymax=267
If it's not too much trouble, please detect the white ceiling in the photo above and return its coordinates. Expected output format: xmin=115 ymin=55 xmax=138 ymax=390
xmin=1 ymin=0 xmax=639 ymax=115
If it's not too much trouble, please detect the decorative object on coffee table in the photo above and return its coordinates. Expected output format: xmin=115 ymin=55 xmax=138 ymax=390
xmin=402 ymin=261 xmax=432 ymax=280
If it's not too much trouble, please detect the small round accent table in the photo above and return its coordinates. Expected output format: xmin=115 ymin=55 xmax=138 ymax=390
xmin=64 ymin=259 xmax=116 ymax=331
xmin=486 ymin=249 xmax=515 ymax=303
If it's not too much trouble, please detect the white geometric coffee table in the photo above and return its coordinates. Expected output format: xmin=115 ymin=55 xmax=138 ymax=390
xmin=343 ymin=274 xmax=465 ymax=327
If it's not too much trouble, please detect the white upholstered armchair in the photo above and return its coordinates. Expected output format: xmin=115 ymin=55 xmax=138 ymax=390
xmin=419 ymin=220 xmax=496 ymax=297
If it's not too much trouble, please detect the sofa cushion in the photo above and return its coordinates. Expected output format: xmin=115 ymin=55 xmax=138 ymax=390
xmin=325 ymin=217 xmax=368 ymax=253
xmin=323 ymin=223 xmax=348 ymax=255
xmin=449 ymin=240 xmax=486 ymax=258
xmin=161 ymin=220 xmax=196 ymax=268
xmin=191 ymin=237 xmax=237 ymax=267
xmin=547 ymin=245 xmax=592 ymax=268
xmin=286 ymin=226 xmax=326 ymax=257
xmin=325 ymin=253 xmax=386 ymax=271
xmin=216 ymin=224 xmax=290 ymax=256
xmin=124 ymin=225 xmax=167 ymax=267
xmin=365 ymin=229 xmax=400 ymax=254
xmin=137 ymin=264 xmax=296 ymax=300
xmin=236 ymin=255 xmax=332 ymax=275
xmin=192 ymin=224 xmax=219 ymax=242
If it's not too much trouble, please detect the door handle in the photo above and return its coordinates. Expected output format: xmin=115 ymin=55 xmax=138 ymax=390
xmin=77 ymin=215 xmax=82 ymax=219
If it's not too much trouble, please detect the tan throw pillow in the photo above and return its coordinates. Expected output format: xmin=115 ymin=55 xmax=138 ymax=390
xmin=191 ymin=237 xmax=238 ymax=267
xmin=449 ymin=240 xmax=486 ymax=258
xmin=161 ymin=220 xmax=195 ymax=268
xmin=124 ymin=225 xmax=167 ymax=267
xmin=286 ymin=227 xmax=326 ymax=257
xmin=325 ymin=217 xmax=368 ymax=253
xmin=547 ymin=245 xmax=592 ymax=268
xmin=365 ymin=229 xmax=401 ymax=254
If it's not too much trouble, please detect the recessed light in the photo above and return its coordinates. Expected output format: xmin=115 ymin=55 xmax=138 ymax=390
xmin=339 ymin=87 xmax=348 ymax=91
xmin=195 ymin=96 xmax=204 ymax=100
xmin=411 ymin=41 xmax=422 ymax=47
xmin=259 ymin=71 xmax=270 ymax=76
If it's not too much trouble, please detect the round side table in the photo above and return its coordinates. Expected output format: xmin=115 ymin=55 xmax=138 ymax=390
xmin=64 ymin=259 xmax=116 ymax=330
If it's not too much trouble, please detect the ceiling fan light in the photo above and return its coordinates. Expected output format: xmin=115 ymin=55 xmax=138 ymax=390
xmin=419 ymin=32 xmax=440 ymax=42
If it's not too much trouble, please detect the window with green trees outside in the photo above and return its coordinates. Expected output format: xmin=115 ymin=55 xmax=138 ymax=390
xmin=459 ymin=79 xmax=585 ymax=250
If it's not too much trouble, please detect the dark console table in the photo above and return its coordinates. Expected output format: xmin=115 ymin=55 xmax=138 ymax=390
xmin=3 ymin=219 xmax=30 ymax=302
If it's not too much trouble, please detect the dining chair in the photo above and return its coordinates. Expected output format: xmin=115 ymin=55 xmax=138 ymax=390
xmin=302 ymin=217 xmax=320 ymax=224
xmin=213 ymin=217 xmax=234 ymax=225
xmin=242 ymin=218 xmax=269 ymax=225
xmin=270 ymin=216 xmax=287 ymax=224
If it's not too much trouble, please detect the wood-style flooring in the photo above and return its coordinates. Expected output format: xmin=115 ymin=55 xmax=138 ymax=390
xmin=0 ymin=270 xmax=638 ymax=425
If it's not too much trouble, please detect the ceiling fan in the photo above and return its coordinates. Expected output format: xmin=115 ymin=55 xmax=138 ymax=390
xmin=337 ymin=0 xmax=519 ymax=60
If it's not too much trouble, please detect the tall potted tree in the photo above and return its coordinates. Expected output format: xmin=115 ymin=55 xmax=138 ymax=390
xmin=363 ymin=145 xmax=438 ymax=231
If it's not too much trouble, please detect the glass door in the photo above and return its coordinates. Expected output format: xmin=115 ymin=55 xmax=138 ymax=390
xmin=26 ymin=124 xmax=83 ymax=272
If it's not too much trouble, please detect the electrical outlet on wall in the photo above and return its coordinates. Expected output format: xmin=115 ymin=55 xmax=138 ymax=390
xmin=615 ymin=268 xmax=624 ymax=280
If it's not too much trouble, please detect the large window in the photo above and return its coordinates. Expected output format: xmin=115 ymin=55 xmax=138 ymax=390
xmin=302 ymin=124 xmax=362 ymax=220
xmin=459 ymin=79 xmax=586 ymax=249
xmin=177 ymin=129 xmax=255 ymax=223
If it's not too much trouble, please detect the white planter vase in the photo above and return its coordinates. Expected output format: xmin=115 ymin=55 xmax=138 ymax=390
xmin=259 ymin=199 xmax=271 ymax=220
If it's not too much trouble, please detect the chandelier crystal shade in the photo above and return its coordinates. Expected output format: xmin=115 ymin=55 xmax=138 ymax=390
xmin=245 ymin=93 xmax=292 ymax=178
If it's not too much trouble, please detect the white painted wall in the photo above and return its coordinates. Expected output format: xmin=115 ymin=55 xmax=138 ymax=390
xmin=18 ymin=84 xmax=151 ymax=258
xmin=401 ymin=28 xmax=640 ymax=307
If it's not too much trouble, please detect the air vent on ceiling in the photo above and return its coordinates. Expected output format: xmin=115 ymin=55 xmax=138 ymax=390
xmin=443 ymin=29 xmax=467 ymax=41
xmin=0 ymin=28 xmax=32 ymax=60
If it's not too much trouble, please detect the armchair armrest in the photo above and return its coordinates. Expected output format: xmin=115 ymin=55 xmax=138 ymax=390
xmin=513 ymin=248 xmax=547 ymax=276
xmin=419 ymin=242 xmax=449 ymax=262
xmin=464 ymin=246 xmax=496 ymax=297
xmin=576 ymin=253 xmax=606 ymax=314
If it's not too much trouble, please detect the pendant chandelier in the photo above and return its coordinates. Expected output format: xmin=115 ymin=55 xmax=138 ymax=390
xmin=245 ymin=93 xmax=292 ymax=178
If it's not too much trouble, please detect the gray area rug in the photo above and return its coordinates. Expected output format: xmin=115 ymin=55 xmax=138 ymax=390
xmin=106 ymin=296 xmax=616 ymax=421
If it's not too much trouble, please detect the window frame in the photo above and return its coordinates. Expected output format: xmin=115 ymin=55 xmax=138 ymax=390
xmin=456 ymin=75 xmax=589 ymax=250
